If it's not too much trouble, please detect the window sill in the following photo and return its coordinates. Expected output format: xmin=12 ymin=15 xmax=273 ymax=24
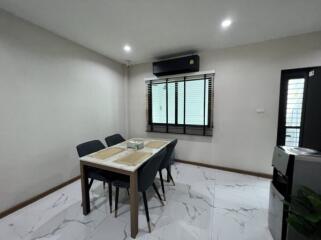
xmin=146 ymin=124 xmax=213 ymax=136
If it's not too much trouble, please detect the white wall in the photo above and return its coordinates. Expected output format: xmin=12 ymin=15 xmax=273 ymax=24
xmin=0 ymin=10 xmax=127 ymax=212
xmin=128 ymin=31 xmax=321 ymax=175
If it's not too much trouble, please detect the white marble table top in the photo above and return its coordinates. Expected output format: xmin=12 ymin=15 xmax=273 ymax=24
xmin=80 ymin=138 xmax=172 ymax=172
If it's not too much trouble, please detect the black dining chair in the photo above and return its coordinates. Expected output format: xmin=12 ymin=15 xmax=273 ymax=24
xmin=158 ymin=139 xmax=177 ymax=201
xmin=76 ymin=140 xmax=115 ymax=213
xmin=113 ymin=149 xmax=167 ymax=233
xmin=105 ymin=134 xmax=126 ymax=147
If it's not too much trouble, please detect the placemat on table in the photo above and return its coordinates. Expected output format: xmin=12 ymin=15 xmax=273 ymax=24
xmin=145 ymin=140 xmax=167 ymax=148
xmin=114 ymin=151 xmax=152 ymax=166
xmin=91 ymin=147 xmax=124 ymax=160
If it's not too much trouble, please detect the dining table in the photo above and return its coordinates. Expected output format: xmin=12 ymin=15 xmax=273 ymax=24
xmin=79 ymin=137 xmax=173 ymax=238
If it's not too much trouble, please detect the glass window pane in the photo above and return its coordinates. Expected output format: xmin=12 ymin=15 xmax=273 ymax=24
xmin=167 ymin=82 xmax=175 ymax=124
xmin=151 ymin=78 xmax=210 ymax=126
xmin=152 ymin=83 xmax=166 ymax=123
xmin=185 ymin=79 xmax=208 ymax=125
xmin=285 ymin=78 xmax=305 ymax=127
xmin=285 ymin=128 xmax=300 ymax=147
xmin=284 ymin=78 xmax=305 ymax=147
xmin=205 ymin=79 xmax=209 ymax=125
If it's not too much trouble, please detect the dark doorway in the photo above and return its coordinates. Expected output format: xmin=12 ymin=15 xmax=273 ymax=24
xmin=277 ymin=66 xmax=321 ymax=151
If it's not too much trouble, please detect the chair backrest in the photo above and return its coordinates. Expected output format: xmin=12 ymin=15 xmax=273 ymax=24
xmin=76 ymin=140 xmax=105 ymax=157
xmin=159 ymin=139 xmax=177 ymax=170
xmin=138 ymin=148 xmax=167 ymax=192
xmin=105 ymin=134 xmax=125 ymax=147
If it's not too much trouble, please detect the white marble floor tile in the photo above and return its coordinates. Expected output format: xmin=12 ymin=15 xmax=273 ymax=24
xmin=0 ymin=162 xmax=273 ymax=240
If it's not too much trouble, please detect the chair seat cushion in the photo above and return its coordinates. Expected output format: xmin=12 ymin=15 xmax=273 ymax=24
xmin=159 ymin=161 xmax=170 ymax=170
xmin=88 ymin=169 xmax=123 ymax=183
xmin=112 ymin=176 xmax=130 ymax=188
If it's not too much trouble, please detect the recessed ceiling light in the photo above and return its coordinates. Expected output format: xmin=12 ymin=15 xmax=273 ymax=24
xmin=123 ymin=44 xmax=131 ymax=53
xmin=221 ymin=18 xmax=232 ymax=29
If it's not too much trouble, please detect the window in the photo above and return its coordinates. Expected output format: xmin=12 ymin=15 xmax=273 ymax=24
xmin=277 ymin=69 xmax=308 ymax=148
xmin=284 ymin=78 xmax=305 ymax=147
xmin=146 ymin=73 xmax=214 ymax=136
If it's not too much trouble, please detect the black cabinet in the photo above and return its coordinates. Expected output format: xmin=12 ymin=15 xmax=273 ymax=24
xmin=268 ymin=146 xmax=321 ymax=240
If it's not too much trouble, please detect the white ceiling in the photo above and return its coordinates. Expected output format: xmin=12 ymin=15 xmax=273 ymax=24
xmin=1 ymin=0 xmax=321 ymax=64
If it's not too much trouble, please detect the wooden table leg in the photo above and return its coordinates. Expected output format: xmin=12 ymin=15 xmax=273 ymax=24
xmin=80 ymin=163 xmax=90 ymax=215
xmin=130 ymin=171 xmax=139 ymax=238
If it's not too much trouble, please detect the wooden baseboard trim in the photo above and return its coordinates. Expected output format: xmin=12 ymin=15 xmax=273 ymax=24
xmin=175 ymin=159 xmax=272 ymax=179
xmin=0 ymin=175 xmax=80 ymax=219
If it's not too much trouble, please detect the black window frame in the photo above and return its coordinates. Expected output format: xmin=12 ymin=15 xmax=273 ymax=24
xmin=146 ymin=73 xmax=214 ymax=136
xmin=277 ymin=68 xmax=309 ymax=147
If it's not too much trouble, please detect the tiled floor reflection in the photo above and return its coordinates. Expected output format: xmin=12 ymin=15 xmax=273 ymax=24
xmin=0 ymin=163 xmax=273 ymax=240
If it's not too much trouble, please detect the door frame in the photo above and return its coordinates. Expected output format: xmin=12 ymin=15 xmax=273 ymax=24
xmin=276 ymin=67 xmax=316 ymax=146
